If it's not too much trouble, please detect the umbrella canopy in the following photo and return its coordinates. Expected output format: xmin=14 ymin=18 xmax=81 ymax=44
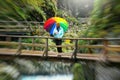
xmin=44 ymin=17 xmax=69 ymax=33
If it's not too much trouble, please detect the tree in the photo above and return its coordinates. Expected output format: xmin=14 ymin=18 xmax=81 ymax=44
xmin=0 ymin=0 xmax=57 ymax=21
xmin=86 ymin=0 xmax=120 ymax=37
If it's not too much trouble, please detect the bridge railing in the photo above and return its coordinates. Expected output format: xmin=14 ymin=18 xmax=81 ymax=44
xmin=0 ymin=34 xmax=120 ymax=62
xmin=0 ymin=21 xmax=44 ymax=35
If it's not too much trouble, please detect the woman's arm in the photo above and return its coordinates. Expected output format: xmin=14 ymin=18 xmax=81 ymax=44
xmin=59 ymin=27 xmax=64 ymax=38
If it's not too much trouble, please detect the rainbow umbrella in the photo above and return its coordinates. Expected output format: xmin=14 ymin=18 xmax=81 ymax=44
xmin=44 ymin=17 xmax=69 ymax=34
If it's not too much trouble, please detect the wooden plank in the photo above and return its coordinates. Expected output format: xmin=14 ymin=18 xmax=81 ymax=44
xmin=107 ymin=47 xmax=120 ymax=52
xmin=0 ymin=25 xmax=28 ymax=28
xmin=0 ymin=29 xmax=30 ymax=32
xmin=1 ymin=41 xmax=119 ymax=49
xmin=0 ymin=41 xmax=120 ymax=53
xmin=0 ymin=48 xmax=18 ymax=54
xmin=106 ymin=45 xmax=120 ymax=52
xmin=0 ymin=48 xmax=120 ymax=62
xmin=77 ymin=53 xmax=101 ymax=61
xmin=78 ymin=45 xmax=104 ymax=48
xmin=0 ymin=41 xmax=46 ymax=47
xmin=0 ymin=34 xmax=120 ymax=40
xmin=0 ymin=48 xmax=44 ymax=55
xmin=0 ymin=41 xmax=19 ymax=46
xmin=107 ymin=55 xmax=120 ymax=62
xmin=0 ymin=35 xmax=119 ymax=62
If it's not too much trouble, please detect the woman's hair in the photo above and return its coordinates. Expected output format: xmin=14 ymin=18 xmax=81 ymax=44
xmin=56 ymin=23 xmax=60 ymax=27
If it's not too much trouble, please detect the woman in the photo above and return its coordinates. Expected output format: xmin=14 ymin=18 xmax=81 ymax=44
xmin=53 ymin=23 xmax=64 ymax=53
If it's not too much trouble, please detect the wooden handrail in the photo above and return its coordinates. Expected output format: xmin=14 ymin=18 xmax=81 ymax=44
xmin=0 ymin=25 xmax=29 ymax=28
xmin=0 ymin=21 xmax=44 ymax=35
xmin=0 ymin=21 xmax=43 ymax=23
xmin=0 ymin=29 xmax=30 ymax=32
xmin=0 ymin=34 xmax=120 ymax=40
xmin=0 ymin=34 xmax=120 ymax=62
xmin=0 ymin=41 xmax=119 ymax=51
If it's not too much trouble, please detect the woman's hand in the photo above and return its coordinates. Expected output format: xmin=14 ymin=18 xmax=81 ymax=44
xmin=54 ymin=32 xmax=58 ymax=35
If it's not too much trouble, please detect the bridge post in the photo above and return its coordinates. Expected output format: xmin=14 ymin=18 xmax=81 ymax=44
xmin=43 ymin=38 xmax=48 ymax=57
xmin=102 ymin=40 xmax=108 ymax=61
xmin=72 ymin=39 xmax=78 ymax=61
xmin=32 ymin=37 xmax=35 ymax=51
xmin=16 ymin=37 xmax=22 ymax=55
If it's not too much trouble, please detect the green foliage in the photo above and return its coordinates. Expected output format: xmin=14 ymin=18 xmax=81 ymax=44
xmin=21 ymin=38 xmax=46 ymax=50
xmin=85 ymin=0 xmax=120 ymax=38
xmin=0 ymin=0 xmax=57 ymax=21
xmin=0 ymin=73 xmax=15 ymax=80
xmin=72 ymin=63 xmax=85 ymax=80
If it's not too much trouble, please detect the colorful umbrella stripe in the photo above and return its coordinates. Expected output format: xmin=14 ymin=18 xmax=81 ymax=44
xmin=44 ymin=17 xmax=69 ymax=33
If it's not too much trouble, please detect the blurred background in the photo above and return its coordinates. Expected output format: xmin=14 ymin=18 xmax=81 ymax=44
xmin=0 ymin=0 xmax=120 ymax=80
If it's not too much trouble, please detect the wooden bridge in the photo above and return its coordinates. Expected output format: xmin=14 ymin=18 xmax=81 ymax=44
xmin=0 ymin=35 xmax=120 ymax=63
